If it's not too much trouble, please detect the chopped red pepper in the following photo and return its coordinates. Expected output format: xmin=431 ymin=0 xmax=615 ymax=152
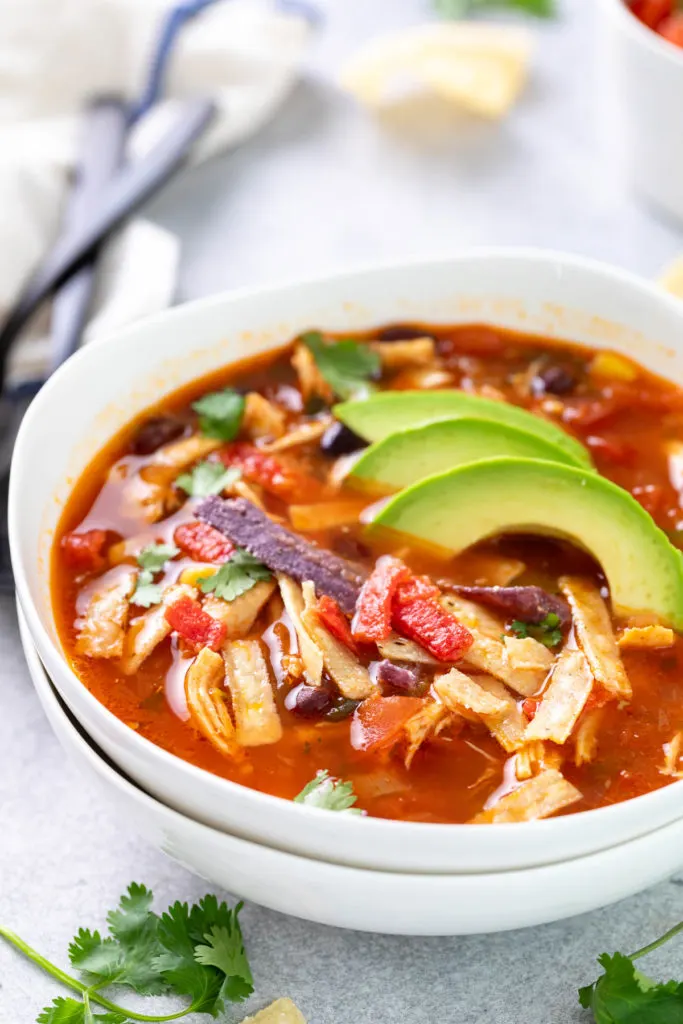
xmin=659 ymin=12 xmax=683 ymax=45
xmin=164 ymin=594 xmax=226 ymax=651
xmin=174 ymin=521 xmax=234 ymax=564
xmin=391 ymin=577 xmax=473 ymax=662
xmin=316 ymin=595 xmax=358 ymax=654
xmin=352 ymin=555 xmax=411 ymax=643
xmin=220 ymin=442 xmax=322 ymax=501
xmin=61 ymin=529 xmax=108 ymax=572
xmin=350 ymin=694 xmax=424 ymax=753
xmin=522 ymin=698 xmax=540 ymax=721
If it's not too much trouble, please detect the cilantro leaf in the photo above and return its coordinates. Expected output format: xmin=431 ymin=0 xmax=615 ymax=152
xmin=193 ymin=389 xmax=245 ymax=441
xmin=198 ymin=548 xmax=272 ymax=603
xmin=137 ymin=543 xmax=179 ymax=574
xmin=37 ymin=998 xmax=88 ymax=1024
xmin=131 ymin=544 xmax=179 ymax=608
xmin=68 ymin=929 xmax=122 ymax=985
xmin=176 ymin=461 xmax=240 ymax=498
xmin=194 ymin=907 xmax=254 ymax=1005
xmin=302 ymin=332 xmax=381 ymax=401
xmin=579 ymin=952 xmax=683 ymax=1023
xmin=105 ymin=883 xmax=168 ymax=995
xmin=510 ymin=612 xmax=562 ymax=649
xmin=435 ymin=0 xmax=554 ymax=16
xmin=294 ymin=769 xmax=363 ymax=814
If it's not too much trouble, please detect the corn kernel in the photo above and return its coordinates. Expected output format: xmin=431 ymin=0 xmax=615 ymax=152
xmin=589 ymin=351 xmax=638 ymax=383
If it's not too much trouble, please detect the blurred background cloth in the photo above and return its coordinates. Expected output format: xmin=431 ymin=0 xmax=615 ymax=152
xmin=0 ymin=0 xmax=311 ymax=382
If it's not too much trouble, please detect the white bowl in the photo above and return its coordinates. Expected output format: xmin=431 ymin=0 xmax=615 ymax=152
xmin=20 ymin=602 xmax=683 ymax=935
xmin=11 ymin=250 xmax=683 ymax=874
xmin=600 ymin=0 xmax=683 ymax=225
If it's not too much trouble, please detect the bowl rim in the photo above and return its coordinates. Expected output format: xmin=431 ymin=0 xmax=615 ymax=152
xmin=603 ymin=0 xmax=683 ymax=68
xmin=12 ymin=245 xmax=683 ymax=846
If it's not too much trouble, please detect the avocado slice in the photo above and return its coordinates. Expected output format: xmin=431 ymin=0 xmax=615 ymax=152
xmin=372 ymin=457 xmax=683 ymax=629
xmin=348 ymin=417 xmax=586 ymax=493
xmin=335 ymin=391 xmax=592 ymax=469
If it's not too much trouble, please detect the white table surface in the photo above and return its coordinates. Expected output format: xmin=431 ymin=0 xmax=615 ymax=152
xmin=4 ymin=1 xmax=683 ymax=1022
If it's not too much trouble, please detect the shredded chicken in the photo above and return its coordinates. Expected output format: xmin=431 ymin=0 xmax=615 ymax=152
xmin=471 ymin=769 xmax=582 ymax=824
xmin=242 ymin=392 xmax=286 ymax=441
xmin=203 ymin=581 xmax=276 ymax=639
xmin=148 ymin=434 xmax=221 ymax=469
xmin=525 ymin=647 xmax=594 ymax=745
xmin=433 ymin=668 xmax=508 ymax=721
xmin=232 ymin=478 xmax=269 ymax=513
xmin=277 ymin=575 xmax=324 ymax=685
xmin=574 ymin=707 xmax=604 ymax=766
xmin=300 ymin=581 xmax=377 ymax=699
xmin=618 ymin=625 xmax=676 ymax=649
xmin=120 ymin=583 xmax=196 ymax=675
xmin=241 ymin=998 xmax=307 ymax=1024
xmin=76 ymin=568 xmax=136 ymax=659
xmin=403 ymin=700 xmax=455 ymax=768
xmin=559 ymin=576 xmax=631 ymax=700
xmin=291 ymin=342 xmax=334 ymax=404
xmin=476 ymin=675 xmax=528 ymax=753
xmin=377 ymin=634 xmax=437 ymax=664
xmin=662 ymin=731 xmax=683 ymax=777
xmin=224 ymin=639 xmax=282 ymax=746
xmin=369 ymin=337 xmax=436 ymax=370
xmin=514 ymin=740 xmax=563 ymax=781
xmin=185 ymin=647 xmax=239 ymax=758
xmin=262 ymin=418 xmax=331 ymax=453
xmin=389 ymin=367 xmax=455 ymax=390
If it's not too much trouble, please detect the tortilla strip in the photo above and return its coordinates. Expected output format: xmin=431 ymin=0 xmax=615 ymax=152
xmin=149 ymin=434 xmax=221 ymax=469
xmin=300 ymin=581 xmax=377 ymax=700
xmin=291 ymin=342 xmax=334 ymax=403
xmin=662 ymin=731 xmax=683 ymax=777
xmin=451 ymin=551 xmax=525 ymax=587
xmin=502 ymin=637 xmax=554 ymax=693
xmin=440 ymin=594 xmax=551 ymax=695
xmin=278 ymin=575 xmax=324 ymax=685
xmin=120 ymin=583 xmax=196 ymax=675
xmin=559 ymin=576 xmax=631 ymax=699
xmin=241 ymin=998 xmax=307 ymax=1024
xmin=76 ymin=567 xmax=136 ymax=659
xmin=476 ymin=675 xmax=528 ymax=753
xmin=289 ymin=498 xmax=370 ymax=531
xmin=224 ymin=640 xmax=282 ymax=746
xmin=471 ymin=769 xmax=582 ymax=824
xmin=242 ymin=392 xmax=286 ymax=440
xmin=514 ymin=740 xmax=563 ymax=781
xmin=403 ymin=700 xmax=455 ymax=768
xmin=574 ymin=707 xmax=604 ymax=766
xmin=370 ymin=337 xmax=435 ymax=370
xmin=525 ymin=647 xmax=594 ymax=745
xmin=203 ymin=581 xmax=276 ymax=640
xmin=433 ymin=668 xmax=508 ymax=721
xmin=185 ymin=647 xmax=239 ymax=758
xmin=262 ymin=419 xmax=331 ymax=453
xmin=377 ymin=633 xmax=438 ymax=665
xmin=618 ymin=625 xmax=675 ymax=650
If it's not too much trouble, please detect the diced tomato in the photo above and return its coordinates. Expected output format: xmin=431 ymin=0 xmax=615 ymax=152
xmin=585 ymin=435 xmax=637 ymax=466
xmin=438 ymin=327 xmax=506 ymax=358
xmin=350 ymin=694 xmax=424 ymax=753
xmin=631 ymin=0 xmax=672 ymax=29
xmin=316 ymin=595 xmax=358 ymax=653
xmin=164 ymin=594 xmax=226 ymax=651
xmin=631 ymin=483 xmax=666 ymax=518
xmin=391 ymin=578 xmax=473 ymax=662
xmin=583 ymin=687 xmax=612 ymax=713
xmin=61 ymin=529 xmax=108 ymax=572
xmin=659 ymin=12 xmax=683 ymax=45
xmin=352 ymin=556 xmax=411 ymax=643
xmin=220 ymin=442 xmax=322 ymax=502
xmin=522 ymin=698 xmax=540 ymax=721
xmin=174 ymin=521 xmax=234 ymax=564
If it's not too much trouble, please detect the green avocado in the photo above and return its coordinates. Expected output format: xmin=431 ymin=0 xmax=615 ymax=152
xmin=372 ymin=457 xmax=683 ymax=629
xmin=334 ymin=390 xmax=592 ymax=469
xmin=348 ymin=417 xmax=585 ymax=493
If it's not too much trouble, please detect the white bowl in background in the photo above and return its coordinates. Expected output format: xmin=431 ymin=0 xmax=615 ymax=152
xmin=20 ymin=602 xmax=683 ymax=935
xmin=600 ymin=0 xmax=683 ymax=225
xmin=11 ymin=251 xmax=683 ymax=874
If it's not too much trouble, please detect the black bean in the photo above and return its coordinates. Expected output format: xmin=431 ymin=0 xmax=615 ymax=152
xmin=286 ymin=683 xmax=334 ymax=718
xmin=320 ymin=421 xmax=367 ymax=457
xmin=530 ymin=364 xmax=578 ymax=397
xmin=374 ymin=659 xmax=420 ymax=694
xmin=377 ymin=325 xmax=433 ymax=342
xmin=131 ymin=415 xmax=186 ymax=455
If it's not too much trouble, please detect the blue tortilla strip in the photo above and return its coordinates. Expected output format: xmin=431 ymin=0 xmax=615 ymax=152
xmin=196 ymin=496 xmax=366 ymax=614
xmin=450 ymin=585 xmax=571 ymax=627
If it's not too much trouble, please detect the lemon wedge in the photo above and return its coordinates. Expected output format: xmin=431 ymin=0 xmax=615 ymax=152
xmin=660 ymin=256 xmax=683 ymax=300
xmin=339 ymin=22 xmax=533 ymax=119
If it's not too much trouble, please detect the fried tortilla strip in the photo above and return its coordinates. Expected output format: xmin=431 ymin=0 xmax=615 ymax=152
xmin=525 ymin=647 xmax=594 ymax=745
xmin=574 ymin=707 xmax=604 ymax=766
xmin=289 ymin=498 xmax=370 ymax=531
xmin=502 ymin=637 xmax=554 ymax=693
xmin=185 ymin=647 xmax=239 ymax=758
xmin=278 ymin=575 xmax=324 ymax=685
xmin=661 ymin=731 xmax=683 ymax=778
xmin=76 ymin=568 xmax=136 ymax=659
xmin=300 ymin=581 xmax=377 ymax=700
xmin=120 ymin=583 xmax=197 ymax=675
xmin=451 ymin=552 xmax=526 ymax=587
xmin=370 ymin=337 xmax=435 ymax=370
xmin=377 ymin=633 xmax=438 ymax=664
xmin=291 ymin=342 xmax=334 ymax=404
xmin=241 ymin=998 xmax=307 ymax=1024
xmin=242 ymin=392 xmax=286 ymax=440
xmin=433 ymin=667 xmax=508 ymax=721
xmin=148 ymin=433 xmax=221 ymax=469
xmin=262 ymin=419 xmax=331 ymax=453
xmin=403 ymin=700 xmax=456 ymax=768
xmin=559 ymin=576 xmax=631 ymax=699
xmin=440 ymin=594 xmax=551 ymax=695
xmin=471 ymin=768 xmax=582 ymax=824
xmin=618 ymin=625 xmax=675 ymax=650
xmin=224 ymin=639 xmax=282 ymax=746
xmin=476 ymin=675 xmax=528 ymax=753
xmin=203 ymin=581 xmax=276 ymax=639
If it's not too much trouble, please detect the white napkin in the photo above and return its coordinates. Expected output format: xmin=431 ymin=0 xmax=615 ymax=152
xmin=0 ymin=0 xmax=311 ymax=384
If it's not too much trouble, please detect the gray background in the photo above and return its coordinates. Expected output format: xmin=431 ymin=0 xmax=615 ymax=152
xmin=3 ymin=1 xmax=683 ymax=1021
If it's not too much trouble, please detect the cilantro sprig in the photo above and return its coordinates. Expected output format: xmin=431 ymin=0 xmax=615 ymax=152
xmin=0 ymin=883 xmax=253 ymax=1023
xmin=193 ymin=389 xmax=245 ymax=441
xmin=294 ymin=770 xmax=363 ymax=815
xmin=198 ymin=548 xmax=272 ymax=603
xmin=301 ymin=331 xmax=381 ymax=401
xmin=579 ymin=920 xmax=683 ymax=1022
xmin=131 ymin=543 xmax=179 ymax=609
xmin=435 ymin=0 xmax=555 ymax=16
xmin=510 ymin=612 xmax=563 ymax=649
xmin=175 ymin=461 xmax=241 ymax=498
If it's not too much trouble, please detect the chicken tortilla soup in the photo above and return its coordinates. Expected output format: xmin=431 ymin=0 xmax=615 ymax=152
xmin=52 ymin=324 xmax=683 ymax=824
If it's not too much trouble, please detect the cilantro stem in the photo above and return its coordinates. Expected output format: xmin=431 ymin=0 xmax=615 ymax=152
xmin=630 ymin=919 xmax=683 ymax=960
xmin=0 ymin=926 xmax=200 ymax=1023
